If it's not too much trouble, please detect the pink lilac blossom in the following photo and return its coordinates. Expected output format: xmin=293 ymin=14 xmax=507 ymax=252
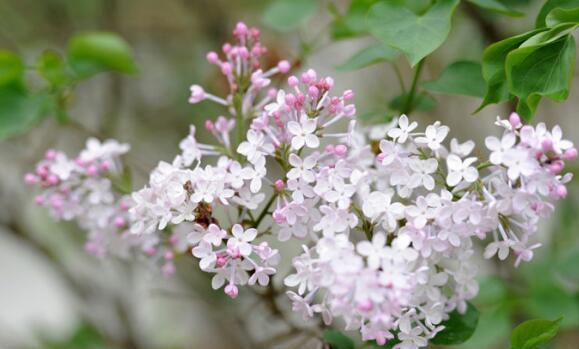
xmin=27 ymin=22 xmax=576 ymax=349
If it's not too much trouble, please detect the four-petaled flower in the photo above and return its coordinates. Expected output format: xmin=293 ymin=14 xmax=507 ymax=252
xmin=446 ymin=154 xmax=478 ymax=186
xmin=287 ymin=115 xmax=319 ymax=150
xmin=388 ymin=114 xmax=417 ymax=143
xmin=227 ymin=224 xmax=258 ymax=256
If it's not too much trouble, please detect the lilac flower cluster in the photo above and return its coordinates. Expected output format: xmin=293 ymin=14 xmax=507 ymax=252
xmin=27 ymin=22 xmax=575 ymax=348
xmin=280 ymin=112 xmax=575 ymax=346
xmin=24 ymin=138 xmax=135 ymax=257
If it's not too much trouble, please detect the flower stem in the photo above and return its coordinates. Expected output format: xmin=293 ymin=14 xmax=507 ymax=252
xmin=254 ymin=193 xmax=278 ymax=228
xmin=401 ymin=59 xmax=425 ymax=115
xmin=391 ymin=62 xmax=406 ymax=92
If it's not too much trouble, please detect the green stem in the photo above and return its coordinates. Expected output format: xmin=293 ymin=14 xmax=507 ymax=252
xmin=233 ymin=93 xmax=245 ymax=162
xmin=254 ymin=193 xmax=278 ymax=228
xmin=401 ymin=59 xmax=425 ymax=115
xmin=391 ymin=62 xmax=406 ymax=92
xmin=477 ymin=161 xmax=493 ymax=171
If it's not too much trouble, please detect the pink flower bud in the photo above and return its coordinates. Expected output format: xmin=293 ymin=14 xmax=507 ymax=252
xmin=36 ymin=166 xmax=48 ymax=178
xmin=47 ymin=175 xmax=59 ymax=186
xmin=322 ymin=77 xmax=334 ymax=89
xmin=343 ymin=90 xmax=354 ymax=100
xmin=24 ymin=173 xmax=37 ymax=185
xmin=334 ymin=144 xmax=348 ymax=157
xmin=100 ymin=161 xmax=110 ymax=172
xmin=282 ymin=94 xmax=294 ymax=107
xmin=301 ymin=69 xmax=317 ymax=84
xmin=555 ymin=184 xmax=567 ymax=199
xmin=84 ymin=242 xmax=99 ymax=255
xmin=205 ymin=120 xmax=215 ymax=131
xmin=296 ymin=92 xmax=305 ymax=105
xmin=34 ymin=195 xmax=45 ymax=205
xmin=564 ymin=147 xmax=577 ymax=160
xmin=50 ymin=197 xmax=63 ymax=209
xmin=224 ymin=284 xmax=239 ymax=299
xmin=222 ymin=43 xmax=232 ymax=54
xmin=509 ymin=112 xmax=522 ymax=128
xmin=216 ymin=255 xmax=228 ymax=268
xmin=87 ymin=165 xmax=98 ymax=177
xmin=238 ymin=46 xmax=249 ymax=59
xmin=144 ymin=246 xmax=157 ymax=257
xmin=45 ymin=149 xmax=57 ymax=161
xmin=274 ymin=179 xmax=285 ymax=191
xmin=234 ymin=22 xmax=248 ymax=36
xmin=220 ymin=62 xmax=232 ymax=75
xmin=250 ymin=27 xmax=260 ymax=39
xmin=308 ymin=86 xmax=319 ymax=99
xmin=114 ymin=216 xmax=126 ymax=228
xmin=267 ymin=88 xmax=277 ymax=99
xmin=162 ymin=262 xmax=176 ymax=276
xmin=120 ymin=200 xmax=131 ymax=210
xmin=189 ymin=85 xmax=205 ymax=104
xmin=206 ymin=51 xmax=219 ymax=64
xmin=277 ymin=60 xmax=290 ymax=73
xmin=288 ymin=76 xmax=299 ymax=87
xmin=357 ymin=299 xmax=373 ymax=312
xmin=169 ymin=234 xmax=179 ymax=246
xmin=377 ymin=153 xmax=386 ymax=162
xmin=164 ymin=251 xmax=174 ymax=260
xmin=325 ymin=144 xmax=335 ymax=153
xmin=549 ymin=162 xmax=563 ymax=175
xmin=343 ymin=104 xmax=356 ymax=117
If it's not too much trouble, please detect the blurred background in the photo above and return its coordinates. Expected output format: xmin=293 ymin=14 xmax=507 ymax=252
xmin=0 ymin=0 xmax=578 ymax=348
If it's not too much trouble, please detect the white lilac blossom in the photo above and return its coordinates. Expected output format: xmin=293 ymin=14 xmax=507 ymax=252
xmin=27 ymin=22 xmax=576 ymax=349
xmin=24 ymin=138 xmax=137 ymax=258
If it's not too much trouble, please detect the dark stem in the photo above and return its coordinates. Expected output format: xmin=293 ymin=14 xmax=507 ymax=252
xmin=254 ymin=193 xmax=277 ymax=228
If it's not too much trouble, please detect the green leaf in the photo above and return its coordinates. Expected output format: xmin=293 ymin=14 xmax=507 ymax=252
xmin=422 ymin=61 xmax=485 ymax=97
xmin=467 ymin=0 xmax=523 ymax=16
xmin=431 ymin=302 xmax=479 ymax=345
xmin=331 ymin=0 xmax=378 ymax=39
xmin=262 ymin=0 xmax=316 ymax=32
xmin=475 ymin=276 xmax=509 ymax=306
xmin=536 ymin=0 xmax=579 ymax=28
xmin=461 ymin=306 xmax=510 ymax=349
xmin=556 ymin=249 xmax=579 ymax=285
xmin=323 ymin=330 xmax=355 ymax=349
xmin=520 ymin=261 xmax=579 ymax=328
xmin=389 ymin=92 xmax=437 ymax=113
xmin=477 ymin=28 xmax=547 ymax=112
xmin=337 ymin=44 xmax=399 ymax=71
xmin=67 ymin=31 xmax=136 ymax=78
xmin=357 ymin=111 xmax=395 ymax=124
xmin=0 ymin=50 xmax=24 ymax=86
xmin=506 ymin=35 xmax=576 ymax=121
xmin=546 ymin=6 xmax=579 ymax=26
xmin=36 ymin=50 xmax=68 ymax=86
xmin=520 ymin=22 xmax=578 ymax=47
xmin=523 ymin=284 xmax=579 ymax=328
xmin=370 ymin=337 xmax=401 ymax=348
xmin=0 ymin=85 xmax=49 ymax=139
xmin=511 ymin=318 xmax=562 ymax=349
xmin=367 ymin=0 xmax=460 ymax=66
